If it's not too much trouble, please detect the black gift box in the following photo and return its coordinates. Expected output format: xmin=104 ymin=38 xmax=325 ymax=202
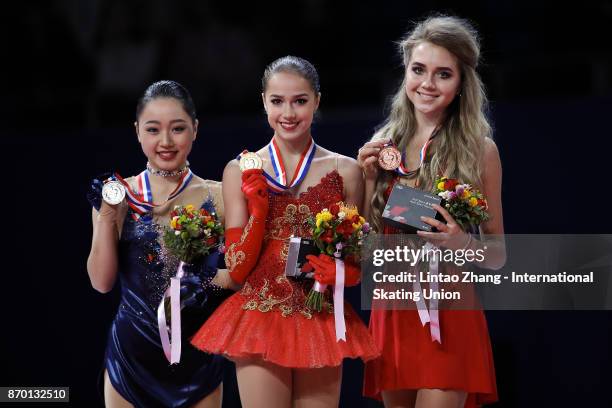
xmin=382 ymin=183 xmax=443 ymax=232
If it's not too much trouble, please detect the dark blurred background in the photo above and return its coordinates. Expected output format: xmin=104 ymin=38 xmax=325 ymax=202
xmin=2 ymin=0 xmax=612 ymax=407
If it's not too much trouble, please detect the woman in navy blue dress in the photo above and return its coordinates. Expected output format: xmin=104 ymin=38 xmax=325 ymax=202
xmin=87 ymin=80 xmax=233 ymax=408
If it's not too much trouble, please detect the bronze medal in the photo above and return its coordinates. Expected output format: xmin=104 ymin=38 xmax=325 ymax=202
xmin=378 ymin=145 xmax=402 ymax=170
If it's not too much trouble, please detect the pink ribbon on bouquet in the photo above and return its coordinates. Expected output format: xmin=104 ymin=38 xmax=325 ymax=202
xmin=311 ymin=256 xmax=347 ymax=342
xmin=333 ymin=258 xmax=346 ymax=342
xmin=157 ymin=261 xmax=186 ymax=364
xmin=413 ymin=242 xmax=441 ymax=343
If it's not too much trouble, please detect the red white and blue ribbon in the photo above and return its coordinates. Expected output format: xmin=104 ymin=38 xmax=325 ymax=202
xmin=395 ymin=137 xmax=436 ymax=177
xmin=140 ymin=169 xmax=193 ymax=203
xmin=112 ymin=169 xmax=193 ymax=220
xmin=235 ymin=139 xmax=316 ymax=193
xmin=138 ymin=171 xmax=153 ymax=204
xmin=265 ymin=138 xmax=317 ymax=192
xmin=157 ymin=261 xmax=186 ymax=364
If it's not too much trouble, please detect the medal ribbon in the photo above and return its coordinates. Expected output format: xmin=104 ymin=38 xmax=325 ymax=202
xmin=265 ymin=138 xmax=316 ymax=193
xmin=395 ymin=138 xmax=435 ymax=177
xmin=113 ymin=169 xmax=193 ymax=219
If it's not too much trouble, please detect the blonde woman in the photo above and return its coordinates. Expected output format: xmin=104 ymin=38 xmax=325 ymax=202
xmin=357 ymin=16 xmax=505 ymax=408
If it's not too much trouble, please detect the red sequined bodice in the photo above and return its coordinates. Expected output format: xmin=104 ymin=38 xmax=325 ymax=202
xmin=239 ymin=171 xmax=344 ymax=318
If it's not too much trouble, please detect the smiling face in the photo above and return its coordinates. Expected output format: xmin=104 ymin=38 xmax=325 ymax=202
xmin=135 ymin=97 xmax=197 ymax=171
xmin=405 ymin=41 xmax=462 ymax=121
xmin=262 ymin=71 xmax=320 ymax=142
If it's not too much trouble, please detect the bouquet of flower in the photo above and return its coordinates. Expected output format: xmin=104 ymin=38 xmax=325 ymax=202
xmin=158 ymin=204 xmax=224 ymax=364
xmin=305 ymin=202 xmax=371 ymax=311
xmin=163 ymin=204 xmax=224 ymax=264
xmin=433 ymin=176 xmax=489 ymax=230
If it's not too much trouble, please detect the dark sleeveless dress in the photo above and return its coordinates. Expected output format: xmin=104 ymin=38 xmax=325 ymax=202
xmin=88 ymin=175 xmax=232 ymax=408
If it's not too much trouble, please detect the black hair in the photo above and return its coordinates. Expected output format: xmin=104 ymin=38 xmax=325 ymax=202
xmin=261 ymin=56 xmax=320 ymax=94
xmin=135 ymin=80 xmax=197 ymax=123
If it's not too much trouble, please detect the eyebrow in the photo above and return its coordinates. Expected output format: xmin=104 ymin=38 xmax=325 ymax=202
xmin=411 ymin=61 xmax=455 ymax=72
xmin=268 ymin=93 xmax=310 ymax=98
xmin=143 ymin=119 xmax=188 ymax=125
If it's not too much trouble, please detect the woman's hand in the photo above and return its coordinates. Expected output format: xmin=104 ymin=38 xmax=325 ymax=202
xmin=241 ymin=169 xmax=269 ymax=219
xmin=88 ymin=198 xmax=127 ymax=293
xmin=357 ymin=139 xmax=389 ymax=181
xmin=211 ymin=268 xmax=242 ymax=291
xmin=416 ymin=204 xmax=471 ymax=250
xmin=305 ymin=254 xmax=361 ymax=287
xmin=97 ymin=199 xmax=128 ymax=225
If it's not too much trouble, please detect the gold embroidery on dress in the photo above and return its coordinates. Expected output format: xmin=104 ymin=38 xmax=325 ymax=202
xmin=268 ymin=204 xmax=312 ymax=240
xmin=242 ymin=299 xmax=257 ymax=311
xmin=300 ymin=307 xmax=313 ymax=319
xmin=241 ymin=281 xmax=254 ymax=296
xmin=279 ymin=305 xmax=293 ymax=317
xmin=280 ymin=241 xmax=289 ymax=261
xmin=241 ymin=274 xmax=302 ymax=316
xmin=297 ymin=204 xmax=312 ymax=235
xmin=225 ymin=216 xmax=254 ymax=271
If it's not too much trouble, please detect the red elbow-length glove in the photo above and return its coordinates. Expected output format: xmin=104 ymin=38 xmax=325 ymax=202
xmin=224 ymin=169 xmax=269 ymax=284
xmin=305 ymin=253 xmax=361 ymax=286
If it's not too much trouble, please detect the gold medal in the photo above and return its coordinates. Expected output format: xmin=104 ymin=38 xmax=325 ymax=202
xmin=378 ymin=145 xmax=402 ymax=171
xmin=102 ymin=180 xmax=126 ymax=205
xmin=239 ymin=151 xmax=263 ymax=172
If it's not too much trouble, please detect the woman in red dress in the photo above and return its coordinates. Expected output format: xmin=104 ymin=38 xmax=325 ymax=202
xmin=357 ymin=16 xmax=506 ymax=408
xmin=192 ymin=56 xmax=379 ymax=407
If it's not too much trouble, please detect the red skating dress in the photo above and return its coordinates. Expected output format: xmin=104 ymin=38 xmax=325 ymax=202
xmin=363 ymin=178 xmax=497 ymax=407
xmin=191 ymin=171 xmax=380 ymax=368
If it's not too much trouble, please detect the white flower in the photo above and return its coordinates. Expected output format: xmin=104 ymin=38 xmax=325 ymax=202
xmin=337 ymin=211 xmax=346 ymax=220
xmin=438 ymin=191 xmax=451 ymax=200
xmin=175 ymin=230 xmax=181 ymax=235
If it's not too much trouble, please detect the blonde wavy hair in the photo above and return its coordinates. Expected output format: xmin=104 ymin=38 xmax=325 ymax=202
xmin=370 ymin=15 xmax=492 ymax=232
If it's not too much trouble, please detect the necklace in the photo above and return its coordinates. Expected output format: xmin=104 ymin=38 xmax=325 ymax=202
xmin=146 ymin=161 xmax=190 ymax=178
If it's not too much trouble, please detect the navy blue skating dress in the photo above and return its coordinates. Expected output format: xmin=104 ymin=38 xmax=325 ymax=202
xmin=88 ymin=174 xmax=231 ymax=408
